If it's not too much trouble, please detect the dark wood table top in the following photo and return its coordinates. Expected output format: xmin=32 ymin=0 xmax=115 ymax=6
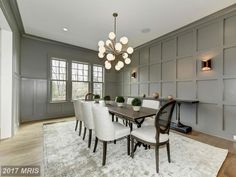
xmin=107 ymin=103 xmax=157 ymax=122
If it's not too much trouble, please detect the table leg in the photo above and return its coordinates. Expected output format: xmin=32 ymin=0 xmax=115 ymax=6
xmin=111 ymin=113 xmax=114 ymax=122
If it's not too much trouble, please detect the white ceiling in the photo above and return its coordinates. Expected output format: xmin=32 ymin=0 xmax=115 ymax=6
xmin=17 ymin=0 xmax=236 ymax=51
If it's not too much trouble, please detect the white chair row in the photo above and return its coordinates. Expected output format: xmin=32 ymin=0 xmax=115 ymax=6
xmin=73 ymin=100 xmax=130 ymax=165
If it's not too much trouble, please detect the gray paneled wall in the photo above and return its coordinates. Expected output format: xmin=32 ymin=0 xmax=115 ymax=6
xmin=117 ymin=8 xmax=236 ymax=140
xmin=20 ymin=36 xmax=118 ymax=122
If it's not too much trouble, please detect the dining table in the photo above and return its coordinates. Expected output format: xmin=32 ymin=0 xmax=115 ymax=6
xmin=107 ymin=103 xmax=158 ymax=130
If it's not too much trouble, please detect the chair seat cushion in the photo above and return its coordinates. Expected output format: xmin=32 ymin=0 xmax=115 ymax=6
xmin=131 ymin=126 xmax=169 ymax=143
xmin=113 ymin=122 xmax=130 ymax=139
xmin=142 ymin=117 xmax=155 ymax=126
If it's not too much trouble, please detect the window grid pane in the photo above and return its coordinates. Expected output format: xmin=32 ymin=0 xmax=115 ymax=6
xmin=71 ymin=62 xmax=89 ymax=82
xmin=72 ymin=82 xmax=89 ymax=100
xmin=51 ymin=59 xmax=67 ymax=81
xmin=93 ymin=83 xmax=103 ymax=96
xmin=93 ymin=66 xmax=103 ymax=83
xmin=51 ymin=81 xmax=66 ymax=101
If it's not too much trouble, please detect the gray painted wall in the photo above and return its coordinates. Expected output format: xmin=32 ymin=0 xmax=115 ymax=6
xmin=20 ymin=36 xmax=119 ymax=122
xmin=0 ymin=0 xmax=21 ymax=134
xmin=118 ymin=7 xmax=236 ymax=141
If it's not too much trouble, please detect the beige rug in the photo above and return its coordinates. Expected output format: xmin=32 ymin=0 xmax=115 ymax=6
xmin=43 ymin=121 xmax=228 ymax=177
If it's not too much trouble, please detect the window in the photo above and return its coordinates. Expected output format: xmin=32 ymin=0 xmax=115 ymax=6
xmin=93 ymin=65 xmax=104 ymax=96
xmin=50 ymin=58 xmax=67 ymax=101
xmin=71 ymin=62 xmax=90 ymax=100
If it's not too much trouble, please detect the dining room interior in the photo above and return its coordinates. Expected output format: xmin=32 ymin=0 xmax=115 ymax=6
xmin=0 ymin=0 xmax=236 ymax=176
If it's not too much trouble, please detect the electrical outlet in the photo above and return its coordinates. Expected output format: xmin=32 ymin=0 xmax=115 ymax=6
xmin=233 ymin=135 xmax=236 ymax=141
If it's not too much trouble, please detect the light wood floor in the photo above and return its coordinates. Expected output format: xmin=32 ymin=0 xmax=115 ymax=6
xmin=0 ymin=117 xmax=235 ymax=177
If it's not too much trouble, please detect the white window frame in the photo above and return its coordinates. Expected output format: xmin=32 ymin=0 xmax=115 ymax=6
xmin=92 ymin=64 xmax=104 ymax=97
xmin=71 ymin=61 xmax=91 ymax=100
xmin=49 ymin=57 xmax=68 ymax=102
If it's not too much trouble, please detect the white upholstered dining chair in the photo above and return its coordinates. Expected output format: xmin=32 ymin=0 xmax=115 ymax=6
xmin=80 ymin=101 xmax=95 ymax=148
xmin=126 ymin=97 xmax=134 ymax=105
xmin=73 ymin=99 xmax=83 ymax=136
xmin=92 ymin=105 xmax=130 ymax=165
xmin=142 ymin=99 xmax=160 ymax=126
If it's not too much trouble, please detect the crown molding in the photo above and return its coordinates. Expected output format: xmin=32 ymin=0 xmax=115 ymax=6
xmin=9 ymin=0 xmax=25 ymax=33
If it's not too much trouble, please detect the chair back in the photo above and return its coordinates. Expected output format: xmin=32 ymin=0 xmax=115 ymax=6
xmin=73 ymin=100 xmax=80 ymax=120
xmin=127 ymin=97 xmax=134 ymax=105
xmin=92 ymin=105 xmax=115 ymax=141
xmin=142 ymin=99 xmax=160 ymax=110
xmin=81 ymin=101 xmax=94 ymax=129
xmin=73 ymin=99 xmax=83 ymax=121
xmin=85 ymin=92 xmax=95 ymax=101
xmin=155 ymin=100 xmax=176 ymax=140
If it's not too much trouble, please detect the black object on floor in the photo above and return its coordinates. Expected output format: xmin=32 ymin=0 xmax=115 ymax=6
xmin=171 ymin=122 xmax=192 ymax=133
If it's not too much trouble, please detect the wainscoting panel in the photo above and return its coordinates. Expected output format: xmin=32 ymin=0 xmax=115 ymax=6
xmin=177 ymin=57 xmax=194 ymax=79
xmin=197 ymin=103 xmax=223 ymax=137
xmin=197 ymin=80 xmax=218 ymax=103
xmin=224 ymin=15 xmax=236 ymax=46
xmin=139 ymin=66 xmax=149 ymax=82
xmin=162 ymin=61 xmax=175 ymax=81
xmin=197 ymin=22 xmax=220 ymax=51
xmin=223 ymin=79 xmax=236 ymax=103
xmin=149 ymin=83 xmax=161 ymax=96
xmin=150 ymin=64 xmax=161 ymax=82
xmin=177 ymin=81 xmax=195 ymax=99
xmin=140 ymin=47 xmax=149 ymax=65
xmin=139 ymin=83 xmax=149 ymax=96
xmin=162 ymin=82 xmax=176 ymax=97
xmin=224 ymin=105 xmax=236 ymax=135
xmin=177 ymin=31 xmax=193 ymax=57
xmin=162 ymin=38 xmax=176 ymax=60
xmin=131 ymin=84 xmax=139 ymax=96
xmin=123 ymin=84 xmax=130 ymax=97
xmin=21 ymin=78 xmax=34 ymax=120
xmin=150 ymin=44 xmax=161 ymax=64
xmin=223 ymin=47 xmax=236 ymax=75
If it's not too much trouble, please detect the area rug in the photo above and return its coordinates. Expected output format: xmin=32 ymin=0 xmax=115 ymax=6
xmin=43 ymin=121 xmax=228 ymax=177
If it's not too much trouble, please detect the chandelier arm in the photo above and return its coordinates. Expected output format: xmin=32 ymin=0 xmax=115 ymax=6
xmin=113 ymin=13 xmax=118 ymax=43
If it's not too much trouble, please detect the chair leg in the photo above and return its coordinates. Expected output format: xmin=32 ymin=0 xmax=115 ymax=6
xmin=93 ymin=137 xmax=98 ymax=153
xmin=167 ymin=142 xmax=171 ymax=163
xmin=88 ymin=129 xmax=92 ymax=148
xmin=155 ymin=144 xmax=159 ymax=173
xmin=131 ymin=136 xmax=134 ymax=158
xmin=79 ymin=121 xmax=82 ymax=136
xmin=83 ymin=127 xmax=87 ymax=140
xmin=102 ymin=141 xmax=107 ymax=166
xmin=127 ymin=135 xmax=130 ymax=155
xmin=75 ymin=120 xmax=79 ymax=131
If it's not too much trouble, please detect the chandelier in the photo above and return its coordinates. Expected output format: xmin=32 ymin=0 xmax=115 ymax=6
xmin=98 ymin=13 xmax=134 ymax=71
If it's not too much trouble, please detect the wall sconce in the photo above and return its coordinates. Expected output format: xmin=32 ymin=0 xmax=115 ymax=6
xmin=131 ymin=72 xmax=136 ymax=78
xmin=201 ymin=59 xmax=212 ymax=71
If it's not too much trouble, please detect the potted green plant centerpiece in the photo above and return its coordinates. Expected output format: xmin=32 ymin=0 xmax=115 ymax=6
xmin=94 ymin=94 xmax=100 ymax=103
xmin=103 ymin=95 xmax=111 ymax=105
xmin=116 ymin=96 xmax=125 ymax=107
xmin=131 ymin=98 xmax=142 ymax=111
